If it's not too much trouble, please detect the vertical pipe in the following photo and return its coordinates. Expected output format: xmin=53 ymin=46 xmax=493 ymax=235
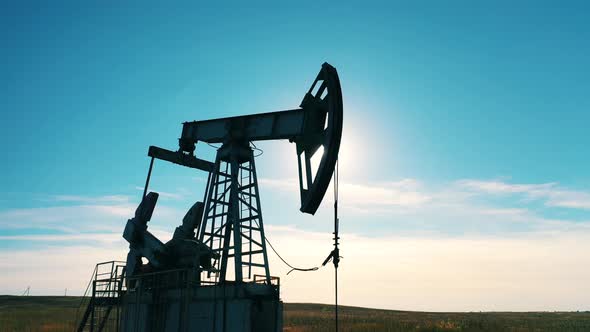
xmin=334 ymin=160 xmax=340 ymax=332
xmin=335 ymin=266 xmax=338 ymax=332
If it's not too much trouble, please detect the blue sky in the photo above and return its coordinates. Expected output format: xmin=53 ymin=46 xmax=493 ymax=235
xmin=1 ymin=2 xmax=590 ymax=310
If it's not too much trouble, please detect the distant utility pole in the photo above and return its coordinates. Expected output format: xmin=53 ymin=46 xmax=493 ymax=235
xmin=22 ymin=286 xmax=30 ymax=296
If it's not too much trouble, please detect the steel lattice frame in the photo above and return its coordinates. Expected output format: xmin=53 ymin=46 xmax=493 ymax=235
xmin=198 ymin=145 xmax=271 ymax=285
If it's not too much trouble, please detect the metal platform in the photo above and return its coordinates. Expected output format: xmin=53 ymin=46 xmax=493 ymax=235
xmin=77 ymin=262 xmax=281 ymax=332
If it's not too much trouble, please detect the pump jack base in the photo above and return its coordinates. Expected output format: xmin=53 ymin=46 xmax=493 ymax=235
xmin=120 ymin=269 xmax=282 ymax=332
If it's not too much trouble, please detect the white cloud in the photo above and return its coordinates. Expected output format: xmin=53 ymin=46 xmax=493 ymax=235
xmin=340 ymin=180 xmax=430 ymax=207
xmin=0 ymin=201 xmax=183 ymax=233
xmin=134 ymin=187 xmax=185 ymax=200
xmin=259 ymin=177 xmax=431 ymax=211
xmin=256 ymin=177 xmax=590 ymax=237
xmin=257 ymin=177 xmax=299 ymax=192
xmin=2 ymin=178 xmax=589 ymax=311
xmin=3 ymin=226 xmax=589 ymax=311
xmin=264 ymin=225 xmax=590 ymax=311
xmin=0 ymin=244 xmax=127 ymax=296
xmin=0 ymin=232 xmax=121 ymax=243
xmin=458 ymin=179 xmax=590 ymax=210
xmin=51 ymin=195 xmax=130 ymax=203
xmin=456 ymin=179 xmax=556 ymax=195
xmin=0 ymin=204 xmax=133 ymax=233
xmin=259 ymin=177 xmax=590 ymax=219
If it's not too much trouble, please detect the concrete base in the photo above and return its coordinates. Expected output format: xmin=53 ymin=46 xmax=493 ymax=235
xmin=120 ymin=282 xmax=282 ymax=332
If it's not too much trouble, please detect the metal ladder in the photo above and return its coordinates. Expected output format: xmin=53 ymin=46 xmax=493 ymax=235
xmin=75 ymin=261 xmax=126 ymax=332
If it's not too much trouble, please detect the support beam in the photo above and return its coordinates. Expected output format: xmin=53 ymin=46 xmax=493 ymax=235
xmin=148 ymin=146 xmax=214 ymax=172
xmin=181 ymin=108 xmax=306 ymax=144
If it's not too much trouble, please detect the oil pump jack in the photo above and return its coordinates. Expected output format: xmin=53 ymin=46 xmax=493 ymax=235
xmin=76 ymin=63 xmax=342 ymax=332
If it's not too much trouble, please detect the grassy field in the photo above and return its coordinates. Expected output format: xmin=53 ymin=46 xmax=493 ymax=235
xmin=1 ymin=296 xmax=590 ymax=332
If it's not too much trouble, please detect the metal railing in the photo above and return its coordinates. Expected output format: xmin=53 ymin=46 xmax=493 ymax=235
xmin=75 ymin=261 xmax=126 ymax=332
